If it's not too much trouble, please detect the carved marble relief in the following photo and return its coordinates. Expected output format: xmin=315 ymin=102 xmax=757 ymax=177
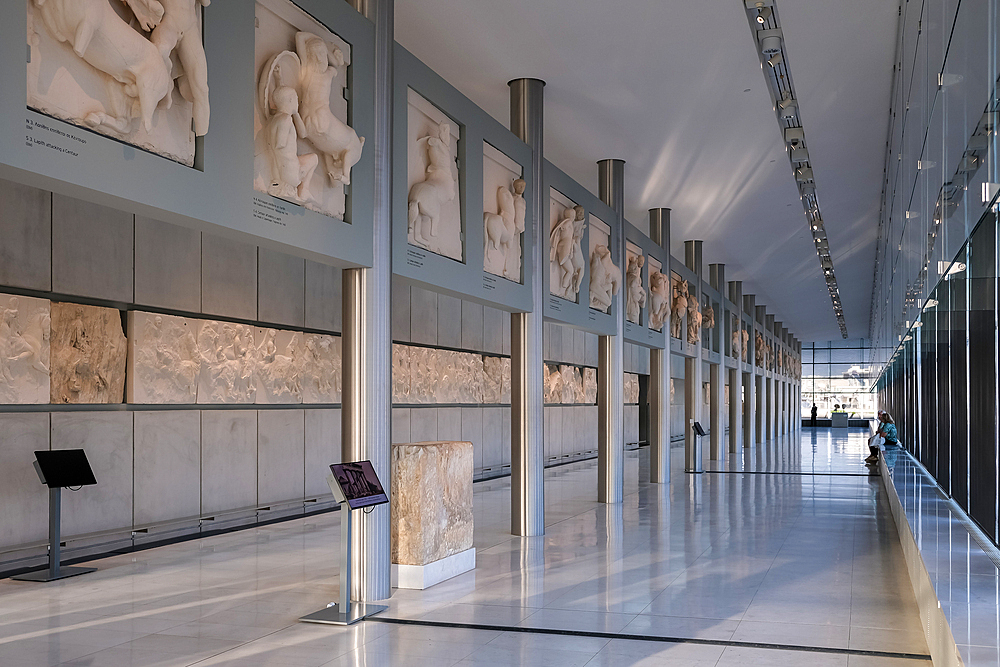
xmin=731 ymin=316 xmax=742 ymax=358
xmin=670 ymin=276 xmax=688 ymax=340
xmin=648 ymin=270 xmax=669 ymax=331
xmin=702 ymin=302 xmax=715 ymax=330
xmin=483 ymin=355 xmax=512 ymax=404
xmin=741 ymin=330 xmax=750 ymax=361
xmin=407 ymin=91 xmax=462 ymax=261
xmin=755 ymin=332 xmax=765 ymax=366
xmin=128 ymin=311 xmax=200 ymax=404
xmin=624 ymin=373 xmax=640 ymax=404
xmin=301 ymin=334 xmax=341 ymax=404
xmin=392 ymin=344 xmax=411 ymax=403
xmin=27 ymin=0 xmax=210 ymax=166
xmin=0 ymin=293 xmax=50 ymax=404
xmin=543 ymin=363 xmax=562 ymax=404
xmin=583 ymin=367 xmax=597 ymax=404
xmin=549 ymin=201 xmax=587 ymax=302
xmin=393 ymin=344 xmax=485 ymax=404
xmin=255 ymin=2 xmax=363 ymax=219
xmin=483 ymin=143 xmax=525 ymax=281
xmin=197 ymin=320 xmax=256 ymax=404
xmin=50 ymin=302 xmax=126 ymax=404
xmin=686 ymin=287 xmax=702 ymax=345
xmin=255 ymin=328 xmax=303 ymax=404
xmin=625 ymin=250 xmax=646 ymax=324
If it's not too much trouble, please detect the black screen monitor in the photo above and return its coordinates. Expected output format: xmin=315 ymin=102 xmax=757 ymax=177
xmin=692 ymin=422 xmax=707 ymax=437
xmin=329 ymin=461 xmax=388 ymax=510
xmin=33 ymin=450 xmax=97 ymax=488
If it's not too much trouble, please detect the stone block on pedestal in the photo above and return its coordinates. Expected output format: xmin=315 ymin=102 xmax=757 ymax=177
xmin=391 ymin=441 xmax=474 ymax=589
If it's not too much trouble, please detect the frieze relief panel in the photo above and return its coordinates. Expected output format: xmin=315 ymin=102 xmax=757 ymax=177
xmin=0 ymin=293 xmax=50 ymax=404
xmin=51 ymin=302 xmax=126 ymax=404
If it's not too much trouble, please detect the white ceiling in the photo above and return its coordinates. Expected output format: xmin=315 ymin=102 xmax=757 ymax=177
xmin=395 ymin=0 xmax=899 ymax=342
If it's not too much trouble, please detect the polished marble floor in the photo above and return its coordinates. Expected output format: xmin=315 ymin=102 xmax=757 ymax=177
xmin=0 ymin=428 xmax=931 ymax=666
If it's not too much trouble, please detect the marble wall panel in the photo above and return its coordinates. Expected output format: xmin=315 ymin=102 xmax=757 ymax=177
xmin=201 ymin=234 xmax=257 ymax=321
xmin=258 ymin=410 xmax=305 ymax=505
xmin=500 ymin=357 xmax=511 ymax=404
xmin=624 ymin=373 xmax=640 ymax=404
xmin=391 ymin=278 xmax=411 ymax=341
xmin=305 ymin=260 xmax=342 ymax=333
xmin=409 ymin=287 xmax=437 ymax=345
xmin=300 ymin=334 xmax=342 ymax=404
xmin=0 ymin=293 xmax=49 ymax=404
xmin=409 ymin=408 xmax=438 ymax=443
xmin=0 ymin=414 xmax=50 ymax=549
xmin=461 ymin=301 xmax=484 ymax=351
xmin=392 ymin=408 xmax=411 ymax=445
xmin=437 ymin=295 xmax=462 ymax=349
xmin=437 ymin=407 xmax=462 ymax=441
xmin=51 ymin=412 xmax=133 ymax=538
xmin=51 ymin=302 xmax=126 ymax=404
xmin=304 ymin=409 xmax=341 ymax=498
xmin=482 ymin=407 xmax=502 ymax=469
xmin=133 ymin=217 xmax=201 ymax=312
xmin=561 ymin=365 xmax=585 ymax=404
xmin=483 ymin=307 xmax=503 ymax=354
xmin=0 ymin=179 xmax=51 ymax=291
xmin=258 ymin=249 xmax=305 ymax=328
xmin=483 ymin=356 xmax=502 ymax=404
xmin=405 ymin=347 xmax=484 ymax=404
xmin=392 ymin=344 xmax=411 ymax=403
xmin=128 ymin=312 xmax=200 ymax=404
xmin=501 ymin=407 xmax=512 ymax=466
xmin=51 ymin=195 xmax=134 ymax=303
xmin=200 ymin=411 xmax=258 ymax=515
xmin=543 ymin=363 xmax=562 ymax=404
xmin=461 ymin=408 xmax=483 ymax=471
xmin=133 ymin=411 xmax=201 ymax=526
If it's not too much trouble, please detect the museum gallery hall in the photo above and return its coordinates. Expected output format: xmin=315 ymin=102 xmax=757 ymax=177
xmin=0 ymin=0 xmax=998 ymax=665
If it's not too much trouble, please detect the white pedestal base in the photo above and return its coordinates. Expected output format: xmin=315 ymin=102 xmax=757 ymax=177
xmin=392 ymin=547 xmax=475 ymax=590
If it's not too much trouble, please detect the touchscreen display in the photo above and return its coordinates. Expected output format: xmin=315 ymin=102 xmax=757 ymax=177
xmin=329 ymin=461 xmax=388 ymax=509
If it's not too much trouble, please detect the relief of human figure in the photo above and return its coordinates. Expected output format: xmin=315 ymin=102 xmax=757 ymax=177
xmin=126 ymin=0 xmax=211 ymax=136
xmin=686 ymin=296 xmax=702 ymax=345
xmin=741 ymin=330 xmax=749 ymax=361
xmin=588 ymin=245 xmax=621 ymax=311
xmin=296 ymin=32 xmax=365 ymax=186
xmin=625 ymin=254 xmax=646 ymax=323
xmin=731 ymin=323 xmax=742 ymax=358
xmin=550 ymin=205 xmax=580 ymax=297
xmin=408 ymin=122 xmax=456 ymax=249
xmin=647 ymin=271 xmax=670 ymax=331
xmin=569 ymin=208 xmax=587 ymax=295
xmin=670 ymin=277 xmax=688 ymax=339
xmin=702 ymin=302 xmax=715 ymax=330
xmin=263 ymin=86 xmax=318 ymax=202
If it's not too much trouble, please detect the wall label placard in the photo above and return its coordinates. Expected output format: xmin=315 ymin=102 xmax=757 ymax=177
xmin=406 ymin=248 xmax=427 ymax=269
xmin=252 ymin=197 xmax=291 ymax=227
xmin=25 ymin=117 xmax=86 ymax=158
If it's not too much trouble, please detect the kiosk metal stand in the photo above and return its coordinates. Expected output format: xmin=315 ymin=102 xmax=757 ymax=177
xmin=14 ymin=450 xmax=97 ymax=582
xmin=300 ymin=461 xmax=388 ymax=625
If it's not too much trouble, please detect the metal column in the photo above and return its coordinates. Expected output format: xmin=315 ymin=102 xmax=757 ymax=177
xmin=743 ymin=294 xmax=756 ymax=448
xmin=597 ymin=159 xmax=625 ymax=502
xmin=509 ymin=78 xmax=546 ymax=535
xmin=649 ymin=208 xmax=671 ymax=484
xmin=341 ymin=0 xmax=392 ymax=602
xmin=708 ymin=264 xmax=724 ymax=461
xmin=684 ymin=240 xmax=703 ymax=473
xmin=728 ymin=281 xmax=743 ymax=453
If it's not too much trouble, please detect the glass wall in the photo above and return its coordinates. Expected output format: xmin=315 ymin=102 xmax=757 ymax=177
xmin=871 ymin=0 xmax=1000 ymax=544
xmin=801 ymin=340 xmax=877 ymax=420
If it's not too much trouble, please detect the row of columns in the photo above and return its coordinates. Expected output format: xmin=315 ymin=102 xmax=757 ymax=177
xmin=341 ymin=0 xmax=802 ymax=602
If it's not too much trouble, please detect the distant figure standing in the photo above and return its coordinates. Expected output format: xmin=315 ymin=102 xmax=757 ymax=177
xmin=810 ymin=404 xmax=817 ymax=428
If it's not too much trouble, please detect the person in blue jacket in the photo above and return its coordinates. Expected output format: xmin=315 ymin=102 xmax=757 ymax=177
xmin=877 ymin=411 xmax=900 ymax=472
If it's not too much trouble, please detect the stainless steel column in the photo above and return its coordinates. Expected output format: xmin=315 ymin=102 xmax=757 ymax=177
xmin=708 ymin=264 xmax=725 ymax=460
xmin=597 ymin=159 xmax=625 ymax=503
xmin=684 ymin=240 xmax=703 ymax=473
xmin=341 ymin=0 xmax=392 ymax=603
xmin=509 ymin=78 xmax=546 ymax=536
xmin=743 ymin=294 xmax=756 ymax=447
xmin=773 ymin=321 xmax=783 ymax=436
xmin=728 ymin=281 xmax=743 ymax=453
xmin=762 ymin=311 xmax=773 ymax=442
xmin=649 ymin=208 xmax=671 ymax=484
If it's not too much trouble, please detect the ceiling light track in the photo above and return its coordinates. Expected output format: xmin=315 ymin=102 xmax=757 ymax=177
xmin=742 ymin=0 xmax=848 ymax=338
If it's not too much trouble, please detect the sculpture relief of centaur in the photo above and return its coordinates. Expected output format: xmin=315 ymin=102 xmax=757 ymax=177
xmin=408 ymin=122 xmax=456 ymax=249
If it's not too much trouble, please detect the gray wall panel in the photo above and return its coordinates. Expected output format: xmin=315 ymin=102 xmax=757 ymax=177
xmin=0 ymin=413 xmax=49 ymax=549
xmin=391 ymin=408 xmax=411 ymax=445
xmin=200 ymin=411 xmax=257 ymax=515
xmin=304 ymin=409 xmax=341 ymax=498
xmin=410 ymin=287 xmax=438 ymax=345
xmin=134 ymin=216 xmax=201 ymax=312
xmin=0 ymin=178 xmax=50 ymax=291
xmin=51 ymin=412 xmax=133 ymax=538
xmin=133 ymin=411 xmax=200 ymax=526
xmin=391 ymin=278 xmax=411 ymax=342
xmin=257 ymin=410 xmax=304 ymax=505
xmin=201 ymin=234 xmax=257 ymax=321
xmin=258 ymin=248 xmax=305 ymax=328
xmin=52 ymin=194 xmax=133 ymax=302
xmin=482 ymin=407 xmax=503 ymax=469
xmin=437 ymin=407 xmax=462 ymax=441
xmin=304 ymin=260 xmax=341 ymax=333
xmin=410 ymin=408 xmax=438 ymax=442
xmin=483 ymin=307 xmax=504 ymax=354
xmin=437 ymin=295 xmax=463 ymax=349
xmin=461 ymin=301 xmax=484 ymax=351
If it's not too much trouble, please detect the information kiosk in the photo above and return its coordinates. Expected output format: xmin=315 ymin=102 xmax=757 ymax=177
xmin=14 ymin=450 xmax=98 ymax=582
xmin=300 ymin=461 xmax=389 ymax=625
